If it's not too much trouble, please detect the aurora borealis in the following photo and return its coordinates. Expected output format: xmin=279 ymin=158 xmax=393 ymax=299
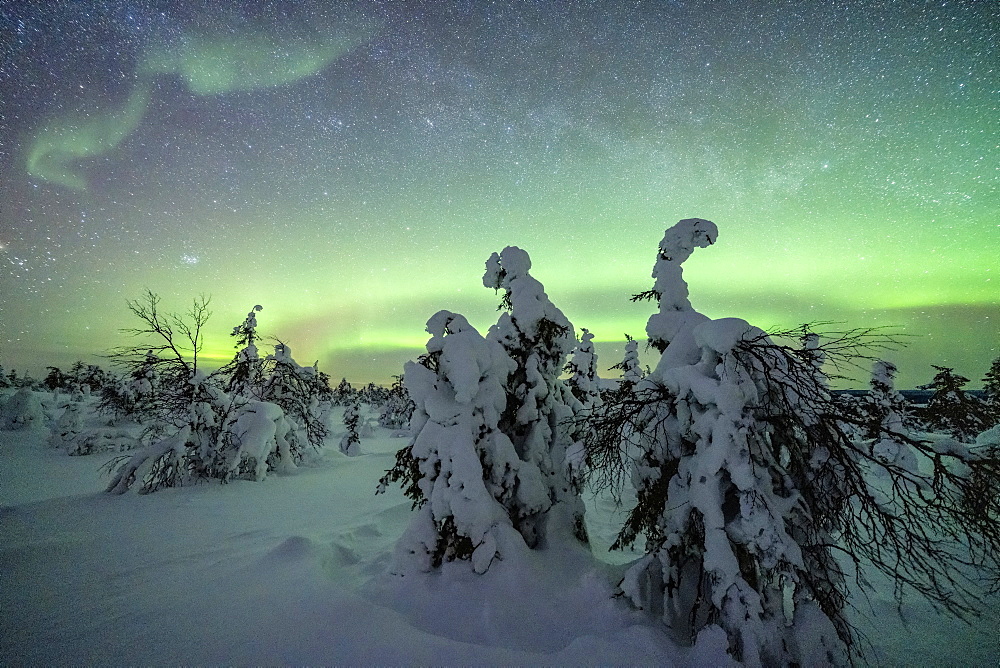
xmin=1 ymin=1 xmax=997 ymax=388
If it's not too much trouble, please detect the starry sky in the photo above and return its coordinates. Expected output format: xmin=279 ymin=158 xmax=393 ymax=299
xmin=1 ymin=0 xmax=997 ymax=388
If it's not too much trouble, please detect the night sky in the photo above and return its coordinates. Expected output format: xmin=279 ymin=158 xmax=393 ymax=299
xmin=1 ymin=0 xmax=997 ymax=388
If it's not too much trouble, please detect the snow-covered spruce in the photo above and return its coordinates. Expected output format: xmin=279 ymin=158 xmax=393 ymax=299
xmin=580 ymin=219 xmax=1000 ymax=665
xmin=340 ymin=399 xmax=361 ymax=456
xmin=918 ymin=365 xmax=993 ymax=442
xmin=637 ymin=217 xmax=717 ymax=366
xmin=592 ymin=220 xmax=848 ymax=664
xmin=222 ymin=306 xmax=331 ymax=455
xmin=377 ymin=375 xmax=414 ymax=432
xmin=608 ymin=334 xmax=644 ymax=399
xmin=378 ymin=310 xmax=539 ymax=574
xmin=484 ymin=246 xmax=588 ymax=547
xmin=983 ymin=356 xmax=1000 ymax=417
xmin=866 ymin=360 xmax=916 ymax=473
xmin=566 ymin=328 xmax=601 ymax=409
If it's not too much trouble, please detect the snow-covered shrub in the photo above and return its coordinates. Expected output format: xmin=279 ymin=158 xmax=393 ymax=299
xmin=105 ymin=369 xmax=301 ymax=493
xmin=483 ymin=246 xmax=587 ymax=547
xmin=378 ymin=311 xmax=538 ymax=574
xmin=2 ymin=387 xmax=45 ymax=430
xmin=49 ymin=399 xmax=84 ymax=449
xmin=919 ymin=365 xmax=993 ymax=441
xmin=340 ymin=400 xmax=361 ymax=456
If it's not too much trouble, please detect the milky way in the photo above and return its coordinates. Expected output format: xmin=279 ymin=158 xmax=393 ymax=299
xmin=1 ymin=0 xmax=997 ymax=387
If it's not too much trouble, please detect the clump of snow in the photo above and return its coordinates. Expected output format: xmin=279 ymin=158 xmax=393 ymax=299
xmin=645 ymin=218 xmax=718 ymax=371
xmin=976 ymin=424 xmax=1000 ymax=447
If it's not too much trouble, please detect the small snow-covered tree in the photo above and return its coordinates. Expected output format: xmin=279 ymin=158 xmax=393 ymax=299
xmin=1 ymin=387 xmax=45 ymax=430
xmin=259 ymin=342 xmax=330 ymax=455
xmin=219 ymin=306 xmax=331 ymax=456
xmin=982 ymin=356 xmax=1000 ymax=420
xmin=378 ymin=374 xmax=414 ymax=431
xmin=484 ymin=246 xmax=587 ymax=546
xmin=866 ymin=360 xmax=916 ymax=472
xmin=378 ymin=310 xmax=541 ymax=574
xmin=566 ymin=328 xmax=601 ymax=409
xmin=225 ymin=304 xmax=264 ymax=397
xmin=606 ymin=334 xmax=644 ymax=400
xmin=49 ymin=398 xmax=84 ymax=450
xmin=331 ymin=377 xmax=356 ymax=406
xmin=340 ymin=399 xmax=361 ymax=456
xmin=919 ymin=365 xmax=992 ymax=441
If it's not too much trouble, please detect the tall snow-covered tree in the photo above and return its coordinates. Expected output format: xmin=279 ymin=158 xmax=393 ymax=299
xmin=579 ymin=219 xmax=1000 ymax=665
xmin=483 ymin=246 xmax=587 ymax=546
xmin=919 ymin=365 xmax=992 ymax=441
xmin=378 ymin=310 xmax=543 ymax=574
xmin=331 ymin=378 xmax=356 ymax=406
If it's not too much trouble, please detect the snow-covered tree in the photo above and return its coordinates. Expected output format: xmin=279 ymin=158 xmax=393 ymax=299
xmin=566 ymin=328 xmax=601 ymax=409
xmin=340 ymin=399 xmax=361 ymax=456
xmin=867 ymin=360 xmax=916 ymax=472
xmin=378 ymin=310 xmax=541 ymax=574
xmin=578 ymin=219 xmax=1000 ymax=665
xmin=919 ymin=365 xmax=992 ymax=441
xmin=259 ymin=342 xmax=330 ymax=454
xmin=1 ymin=387 xmax=45 ymax=430
xmin=484 ymin=246 xmax=587 ymax=546
xmin=226 ymin=304 xmax=264 ymax=397
xmin=101 ymin=291 xmax=211 ymax=425
xmin=106 ymin=373 xmax=298 ymax=494
xmin=378 ymin=374 xmax=414 ymax=431
xmin=331 ymin=378 xmax=356 ymax=406
xmin=982 ymin=356 xmax=1000 ymax=419
xmin=607 ymin=334 xmax=644 ymax=399
xmin=49 ymin=398 xmax=84 ymax=450
xmin=359 ymin=382 xmax=389 ymax=406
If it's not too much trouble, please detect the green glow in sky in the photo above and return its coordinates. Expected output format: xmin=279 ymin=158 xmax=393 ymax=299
xmin=2 ymin=1 xmax=997 ymax=389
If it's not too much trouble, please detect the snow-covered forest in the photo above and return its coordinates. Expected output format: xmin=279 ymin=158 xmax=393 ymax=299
xmin=2 ymin=220 xmax=999 ymax=666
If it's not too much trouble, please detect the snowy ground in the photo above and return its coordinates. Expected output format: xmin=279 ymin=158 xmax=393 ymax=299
xmin=1 ymin=403 xmax=998 ymax=666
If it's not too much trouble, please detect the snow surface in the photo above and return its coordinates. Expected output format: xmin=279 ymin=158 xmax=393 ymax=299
xmin=1 ymin=399 xmax=998 ymax=665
